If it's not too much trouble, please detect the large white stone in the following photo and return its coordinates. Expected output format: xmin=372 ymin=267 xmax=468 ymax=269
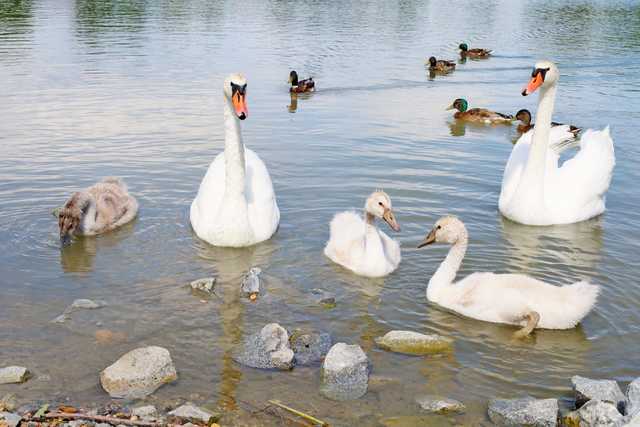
xmin=320 ymin=343 xmax=369 ymax=401
xmin=488 ymin=397 xmax=558 ymax=427
xmin=627 ymin=377 xmax=640 ymax=416
xmin=575 ymin=400 xmax=624 ymax=426
xmin=168 ymin=403 xmax=217 ymax=424
xmin=100 ymin=346 xmax=177 ymax=399
xmin=0 ymin=366 xmax=29 ymax=384
xmin=374 ymin=330 xmax=452 ymax=355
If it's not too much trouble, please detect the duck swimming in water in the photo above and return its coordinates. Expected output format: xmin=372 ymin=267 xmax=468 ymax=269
xmin=288 ymin=70 xmax=315 ymax=93
xmin=447 ymin=98 xmax=513 ymax=124
xmin=459 ymin=43 xmax=492 ymax=58
xmin=428 ymin=56 xmax=456 ymax=73
xmin=515 ymin=108 xmax=580 ymax=137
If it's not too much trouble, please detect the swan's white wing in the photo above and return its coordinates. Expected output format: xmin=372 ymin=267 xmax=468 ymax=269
xmin=190 ymin=152 xmax=226 ymax=238
xmin=245 ymin=148 xmax=280 ymax=242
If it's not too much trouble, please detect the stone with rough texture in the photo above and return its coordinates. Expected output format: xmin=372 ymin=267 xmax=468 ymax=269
xmin=100 ymin=346 xmax=177 ymax=399
xmin=627 ymin=377 xmax=640 ymax=417
xmin=290 ymin=331 xmax=332 ymax=366
xmin=488 ymin=397 xmax=559 ymax=427
xmin=0 ymin=412 xmax=21 ymax=427
xmin=190 ymin=278 xmax=216 ymax=293
xmin=320 ymin=343 xmax=369 ymax=401
xmin=168 ymin=403 xmax=218 ymax=424
xmin=374 ymin=330 xmax=452 ymax=355
xmin=233 ymin=323 xmax=294 ymax=370
xmin=415 ymin=395 xmax=465 ymax=414
xmin=0 ymin=367 xmax=29 ymax=384
xmin=132 ymin=405 xmax=157 ymax=419
xmin=573 ymin=400 xmax=624 ymax=426
xmin=240 ymin=267 xmax=261 ymax=298
xmin=572 ymin=376 xmax=626 ymax=413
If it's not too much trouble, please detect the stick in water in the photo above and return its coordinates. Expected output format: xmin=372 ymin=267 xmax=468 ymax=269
xmin=268 ymin=400 xmax=328 ymax=426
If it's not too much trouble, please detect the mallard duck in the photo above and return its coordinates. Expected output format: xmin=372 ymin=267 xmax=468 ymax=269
xmin=324 ymin=190 xmax=401 ymax=278
xmin=459 ymin=43 xmax=492 ymax=58
xmin=428 ymin=56 xmax=456 ymax=73
xmin=447 ymin=98 xmax=513 ymax=124
xmin=58 ymin=177 xmax=138 ymax=246
xmin=289 ymin=70 xmax=315 ymax=93
xmin=515 ymin=109 xmax=581 ymax=136
xmin=418 ymin=216 xmax=599 ymax=337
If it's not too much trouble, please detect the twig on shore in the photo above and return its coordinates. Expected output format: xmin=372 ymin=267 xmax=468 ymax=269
xmin=27 ymin=412 xmax=163 ymax=427
xmin=267 ymin=400 xmax=329 ymax=427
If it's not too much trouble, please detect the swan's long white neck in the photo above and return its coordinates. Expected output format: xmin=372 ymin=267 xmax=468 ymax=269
xmin=364 ymin=211 xmax=384 ymax=250
xmin=427 ymin=233 xmax=468 ymax=302
xmin=223 ymin=96 xmax=246 ymax=202
xmin=519 ymin=83 xmax=557 ymax=201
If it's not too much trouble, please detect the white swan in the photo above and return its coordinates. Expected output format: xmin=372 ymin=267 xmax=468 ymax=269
xmin=418 ymin=216 xmax=599 ymax=337
xmin=324 ymin=190 xmax=401 ymax=278
xmin=58 ymin=177 xmax=138 ymax=246
xmin=499 ymin=60 xmax=615 ymax=225
xmin=190 ymin=74 xmax=280 ymax=247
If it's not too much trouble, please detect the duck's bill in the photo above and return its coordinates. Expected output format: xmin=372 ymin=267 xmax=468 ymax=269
xmin=446 ymin=104 xmax=456 ymax=110
xmin=60 ymin=233 xmax=72 ymax=246
xmin=232 ymin=92 xmax=248 ymax=120
xmin=417 ymin=229 xmax=436 ymax=248
xmin=383 ymin=209 xmax=401 ymax=232
xmin=522 ymin=72 xmax=543 ymax=96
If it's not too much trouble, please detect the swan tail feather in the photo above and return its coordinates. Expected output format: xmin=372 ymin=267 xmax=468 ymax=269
xmin=552 ymin=281 xmax=600 ymax=328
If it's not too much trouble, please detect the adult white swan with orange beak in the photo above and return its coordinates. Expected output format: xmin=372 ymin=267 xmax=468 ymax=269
xmin=190 ymin=74 xmax=280 ymax=247
xmin=499 ymin=61 xmax=615 ymax=225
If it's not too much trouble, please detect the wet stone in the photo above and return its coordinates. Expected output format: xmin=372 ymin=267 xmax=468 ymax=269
xmin=233 ymin=323 xmax=294 ymax=370
xmin=0 ymin=366 xmax=29 ymax=384
xmin=190 ymin=277 xmax=216 ymax=293
xmin=241 ymin=267 xmax=262 ymax=299
xmin=132 ymin=405 xmax=157 ymax=419
xmin=320 ymin=343 xmax=369 ymax=401
xmin=415 ymin=395 xmax=465 ymax=414
xmin=0 ymin=412 xmax=21 ymax=427
xmin=71 ymin=299 xmax=105 ymax=309
xmin=488 ymin=397 xmax=559 ymax=427
xmin=168 ymin=403 xmax=218 ymax=424
xmin=626 ymin=377 xmax=640 ymax=416
xmin=573 ymin=400 xmax=624 ymax=426
xmin=571 ymin=376 xmax=626 ymax=413
xmin=374 ymin=330 xmax=452 ymax=355
xmin=290 ymin=331 xmax=332 ymax=366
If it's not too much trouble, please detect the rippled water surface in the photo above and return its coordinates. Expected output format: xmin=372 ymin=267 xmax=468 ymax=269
xmin=2 ymin=0 xmax=640 ymax=425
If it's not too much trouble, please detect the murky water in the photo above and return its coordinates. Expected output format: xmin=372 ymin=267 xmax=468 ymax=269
xmin=1 ymin=0 xmax=640 ymax=425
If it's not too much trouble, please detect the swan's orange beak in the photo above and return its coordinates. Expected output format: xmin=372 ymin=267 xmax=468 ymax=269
xmin=232 ymin=92 xmax=248 ymax=120
xmin=522 ymin=72 xmax=544 ymax=96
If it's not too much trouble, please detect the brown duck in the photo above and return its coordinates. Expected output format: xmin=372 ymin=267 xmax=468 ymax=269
xmin=459 ymin=43 xmax=492 ymax=58
xmin=447 ymin=98 xmax=513 ymax=124
xmin=515 ymin=109 xmax=581 ymax=136
xmin=289 ymin=70 xmax=315 ymax=93
xmin=428 ymin=56 xmax=456 ymax=73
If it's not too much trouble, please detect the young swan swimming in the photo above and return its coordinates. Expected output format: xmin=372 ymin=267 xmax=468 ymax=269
xmin=324 ymin=191 xmax=401 ymax=278
xmin=418 ymin=216 xmax=599 ymax=337
xmin=58 ymin=177 xmax=138 ymax=246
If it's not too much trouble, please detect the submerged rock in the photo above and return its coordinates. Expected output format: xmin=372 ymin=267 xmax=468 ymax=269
xmin=488 ymin=397 xmax=559 ymax=427
xmin=374 ymin=330 xmax=452 ymax=355
xmin=100 ymin=346 xmax=177 ymax=399
xmin=190 ymin=277 xmax=216 ymax=293
xmin=569 ymin=400 xmax=624 ymax=427
xmin=0 ymin=412 xmax=21 ymax=427
xmin=290 ymin=331 xmax=332 ymax=366
xmin=132 ymin=405 xmax=158 ymax=419
xmin=71 ymin=299 xmax=105 ymax=309
xmin=415 ymin=395 xmax=465 ymax=414
xmin=627 ymin=377 xmax=640 ymax=416
xmin=0 ymin=366 xmax=29 ymax=384
xmin=310 ymin=288 xmax=337 ymax=308
xmin=168 ymin=403 xmax=218 ymax=424
xmin=233 ymin=323 xmax=294 ymax=370
xmin=241 ymin=267 xmax=262 ymax=300
xmin=320 ymin=343 xmax=369 ymax=401
xmin=572 ymin=376 xmax=626 ymax=413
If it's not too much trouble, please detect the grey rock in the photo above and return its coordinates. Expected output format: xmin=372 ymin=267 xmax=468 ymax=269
xmin=488 ymin=397 xmax=559 ymax=427
xmin=71 ymin=299 xmax=105 ymax=309
xmin=572 ymin=376 xmax=626 ymax=413
xmin=0 ymin=393 xmax=17 ymax=411
xmin=0 ymin=366 xmax=29 ymax=384
xmin=241 ymin=267 xmax=262 ymax=298
xmin=132 ymin=405 xmax=157 ymax=419
xmin=320 ymin=343 xmax=369 ymax=401
xmin=168 ymin=403 xmax=217 ymax=424
xmin=0 ymin=412 xmax=21 ymax=427
xmin=415 ymin=395 xmax=465 ymax=414
xmin=574 ymin=400 xmax=625 ymax=427
xmin=233 ymin=323 xmax=294 ymax=370
xmin=95 ymin=424 xmax=112 ymax=427
xmin=51 ymin=313 xmax=70 ymax=324
xmin=374 ymin=330 xmax=453 ymax=355
xmin=190 ymin=277 xmax=216 ymax=293
xmin=290 ymin=331 xmax=332 ymax=366
xmin=627 ymin=378 xmax=640 ymax=417
xmin=100 ymin=346 xmax=178 ymax=399
xmin=311 ymin=288 xmax=337 ymax=307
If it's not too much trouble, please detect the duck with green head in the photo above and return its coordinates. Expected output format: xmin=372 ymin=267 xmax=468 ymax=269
xmin=289 ymin=70 xmax=315 ymax=93
xmin=447 ymin=98 xmax=513 ymax=124
xmin=428 ymin=56 xmax=456 ymax=73
xmin=459 ymin=43 xmax=492 ymax=58
xmin=515 ymin=109 xmax=580 ymax=136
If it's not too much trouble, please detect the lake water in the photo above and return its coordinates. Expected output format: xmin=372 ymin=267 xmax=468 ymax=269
xmin=1 ymin=0 xmax=640 ymax=425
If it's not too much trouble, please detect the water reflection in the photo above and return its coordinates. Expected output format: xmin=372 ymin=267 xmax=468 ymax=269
xmin=0 ymin=0 xmax=34 ymax=62
xmin=287 ymin=92 xmax=298 ymax=113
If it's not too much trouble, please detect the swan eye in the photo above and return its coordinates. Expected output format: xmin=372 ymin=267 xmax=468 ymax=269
xmin=378 ymin=202 xmax=384 ymax=207
xmin=437 ymin=225 xmax=442 ymax=230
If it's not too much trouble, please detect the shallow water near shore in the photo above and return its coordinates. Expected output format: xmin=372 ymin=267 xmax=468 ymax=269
xmin=1 ymin=0 xmax=640 ymax=424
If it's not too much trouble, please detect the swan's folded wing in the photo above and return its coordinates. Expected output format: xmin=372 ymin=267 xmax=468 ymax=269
xmin=245 ymin=148 xmax=280 ymax=241
xmin=324 ymin=211 xmax=364 ymax=258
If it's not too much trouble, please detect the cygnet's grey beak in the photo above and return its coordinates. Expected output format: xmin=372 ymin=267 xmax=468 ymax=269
xmin=60 ymin=233 xmax=72 ymax=247
xmin=417 ymin=228 xmax=437 ymax=248
xmin=383 ymin=208 xmax=400 ymax=232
